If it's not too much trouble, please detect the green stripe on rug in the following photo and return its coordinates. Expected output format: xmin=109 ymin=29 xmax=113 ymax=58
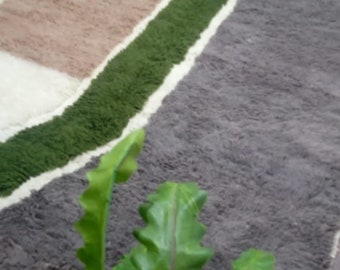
xmin=0 ymin=0 xmax=227 ymax=196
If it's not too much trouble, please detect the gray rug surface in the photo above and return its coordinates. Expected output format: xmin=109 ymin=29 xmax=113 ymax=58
xmin=1 ymin=0 xmax=340 ymax=269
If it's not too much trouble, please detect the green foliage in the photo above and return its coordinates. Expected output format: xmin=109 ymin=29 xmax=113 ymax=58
xmin=74 ymin=129 xmax=145 ymax=270
xmin=74 ymin=129 xmax=275 ymax=270
xmin=232 ymin=248 xmax=276 ymax=270
xmin=0 ymin=0 xmax=227 ymax=196
xmin=113 ymin=182 xmax=213 ymax=270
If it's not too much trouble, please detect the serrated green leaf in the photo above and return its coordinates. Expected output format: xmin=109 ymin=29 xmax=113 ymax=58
xmin=113 ymin=181 xmax=213 ymax=270
xmin=113 ymin=246 xmax=165 ymax=270
xmin=232 ymin=248 xmax=276 ymax=270
xmin=74 ymin=129 xmax=145 ymax=270
xmin=111 ymin=252 xmax=137 ymax=270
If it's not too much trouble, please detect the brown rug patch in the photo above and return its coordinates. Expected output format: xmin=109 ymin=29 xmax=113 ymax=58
xmin=0 ymin=0 xmax=160 ymax=78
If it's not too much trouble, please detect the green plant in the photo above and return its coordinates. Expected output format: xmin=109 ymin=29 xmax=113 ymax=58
xmin=233 ymin=249 xmax=275 ymax=270
xmin=75 ymin=129 xmax=276 ymax=270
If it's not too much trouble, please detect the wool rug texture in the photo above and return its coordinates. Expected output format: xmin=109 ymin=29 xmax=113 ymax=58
xmin=0 ymin=0 xmax=339 ymax=269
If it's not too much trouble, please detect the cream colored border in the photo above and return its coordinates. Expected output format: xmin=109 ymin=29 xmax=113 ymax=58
xmin=0 ymin=51 xmax=80 ymax=141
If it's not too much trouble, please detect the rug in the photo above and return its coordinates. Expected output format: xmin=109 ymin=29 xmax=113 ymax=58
xmin=0 ymin=0 xmax=339 ymax=269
